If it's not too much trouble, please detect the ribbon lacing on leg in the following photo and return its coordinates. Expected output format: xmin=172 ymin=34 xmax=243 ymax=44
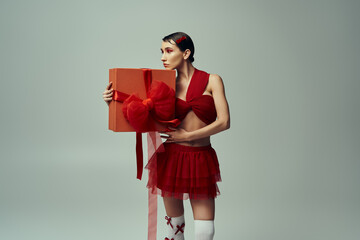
xmin=175 ymin=223 xmax=185 ymax=235
xmin=165 ymin=216 xmax=173 ymax=229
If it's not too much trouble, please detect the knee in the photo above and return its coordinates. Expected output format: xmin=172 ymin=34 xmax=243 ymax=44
xmin=194 ymin=220 xmax=215 ymax=240
xmin=163 ymin=197 xmax=184 ymax=217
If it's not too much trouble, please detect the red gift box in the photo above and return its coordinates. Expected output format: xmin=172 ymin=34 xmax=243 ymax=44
xmin=108 ymin=68 xmax=180 ymax=181
xmin=108 ymin=68 xmax=177 ymax=132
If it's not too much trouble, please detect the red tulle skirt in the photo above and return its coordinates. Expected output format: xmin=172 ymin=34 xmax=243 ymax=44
xmin=145 ymin=142 xmax=222 ymax=200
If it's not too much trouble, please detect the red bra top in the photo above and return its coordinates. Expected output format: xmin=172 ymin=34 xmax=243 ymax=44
xmin=175 ymin=68 xmax=217 ymax=125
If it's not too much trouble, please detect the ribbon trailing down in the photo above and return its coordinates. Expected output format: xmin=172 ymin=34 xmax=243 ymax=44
xmin=146 ymin=131 xmax=164 ymax=240
xmin=112 ymin=68 xmax=180 ymax=180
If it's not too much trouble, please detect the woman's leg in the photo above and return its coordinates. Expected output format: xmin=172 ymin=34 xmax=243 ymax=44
xmin=162 ymin=197 xmax=185 ymax=240
xmin=163 ymin=196 xmax=184 ymax=217
xmin=189 ymin=198 xmax=215 ymax=220
xmin=190 ymin=198 xmax=215 ymax=240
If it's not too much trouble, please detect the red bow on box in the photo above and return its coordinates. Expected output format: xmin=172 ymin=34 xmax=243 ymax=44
xmin=112 ymin=69 xmax=180 ymax=180
xmin=121 ymin=79 xmax=179 ymax=132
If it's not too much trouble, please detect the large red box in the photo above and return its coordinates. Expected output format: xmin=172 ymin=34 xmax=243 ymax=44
xmin=108 ymin=68 xmax=176 ymax=132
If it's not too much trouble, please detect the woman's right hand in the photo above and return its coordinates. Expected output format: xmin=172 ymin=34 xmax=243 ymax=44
xmin=103 ymin=82 xmax=113 ymax=105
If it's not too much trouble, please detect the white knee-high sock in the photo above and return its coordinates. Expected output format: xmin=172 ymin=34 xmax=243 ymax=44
xmin=165 ymin=214 xmax=185 ymax=240
xmin=194 ymin=220 xmax=214 ymax=240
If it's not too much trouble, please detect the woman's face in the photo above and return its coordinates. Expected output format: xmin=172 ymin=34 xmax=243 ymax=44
xmin=160 ymin=40 xmax=184 ymax=70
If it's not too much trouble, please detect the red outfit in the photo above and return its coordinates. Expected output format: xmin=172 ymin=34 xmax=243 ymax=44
xmin=145 ymin=68 xmax=222 ymax=200
xmin=145 ymin=142 xmax=221 ymax=199
xmin=175 ymin=68 xmax=217 ymax=125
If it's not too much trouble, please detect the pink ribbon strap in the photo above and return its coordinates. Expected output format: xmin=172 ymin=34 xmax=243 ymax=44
xmin=147 ymin=132 xmax=163 ymax=240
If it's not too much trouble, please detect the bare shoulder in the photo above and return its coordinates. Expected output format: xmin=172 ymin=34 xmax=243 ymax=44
xmin=209 ymin=73 xmax=223 ymax=82
xmin=208 ymin=73 xmax=225 ymax=92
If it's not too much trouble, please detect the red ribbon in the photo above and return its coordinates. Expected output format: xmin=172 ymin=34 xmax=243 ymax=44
xmin=175 ymin=223 xmax=185 ymax=235
xmin=112 ymin=69 xmax=179 ymax=180
xmin=165 ymin=216 xmax=173 ymax=229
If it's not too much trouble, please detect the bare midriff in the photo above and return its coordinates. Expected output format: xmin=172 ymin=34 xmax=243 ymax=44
xmin=176 ymin=110 xmax=211 ymax=147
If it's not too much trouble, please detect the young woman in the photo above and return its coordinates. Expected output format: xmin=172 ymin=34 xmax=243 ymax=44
xmin=103 ymin=32 xmax=230 ymax=240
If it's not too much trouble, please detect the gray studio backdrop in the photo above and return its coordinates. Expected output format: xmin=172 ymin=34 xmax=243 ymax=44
xmin=0 ymin=0 xmax=359 ymax=239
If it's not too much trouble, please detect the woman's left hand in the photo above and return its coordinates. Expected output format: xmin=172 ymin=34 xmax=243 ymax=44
xmin=160 ymin=127 xmax=191 ymax=143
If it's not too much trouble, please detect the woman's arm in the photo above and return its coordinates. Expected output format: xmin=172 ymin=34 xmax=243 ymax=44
xmin=164 ymin=74 xmax=230 ymax=142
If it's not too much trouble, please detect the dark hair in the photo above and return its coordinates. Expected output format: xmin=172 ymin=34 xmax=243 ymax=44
xmin=162 ymin=32 xmax=195 ymax=63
